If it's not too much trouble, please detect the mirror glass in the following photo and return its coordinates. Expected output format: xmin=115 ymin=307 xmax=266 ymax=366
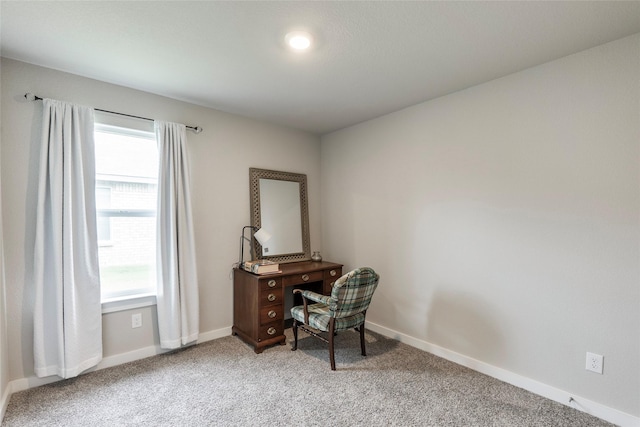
xmin=259 ymin=179 xmax=302 ymax=255
xmin=250 ymin=168 xmax=310 ymax=263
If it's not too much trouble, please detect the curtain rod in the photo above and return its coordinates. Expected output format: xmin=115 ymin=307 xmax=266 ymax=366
xmin=24 ymin=93 xmax=203 ymax=134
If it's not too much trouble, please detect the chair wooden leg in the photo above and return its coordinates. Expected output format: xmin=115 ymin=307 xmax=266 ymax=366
xmin=292 ymin=319 xmax=298 ymax=351
xmin=359 ymin=324 xmax=366 ymax=356
xmin=329 ymin=318 xmax=336 ymax=370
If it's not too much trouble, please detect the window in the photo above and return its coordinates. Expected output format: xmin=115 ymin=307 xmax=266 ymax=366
xmin=94 ymin=123 xmax=158 ymax=301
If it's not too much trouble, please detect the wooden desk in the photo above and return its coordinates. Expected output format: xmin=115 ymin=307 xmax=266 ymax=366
xmin=232 ymin=261 xmax=343 ymax=353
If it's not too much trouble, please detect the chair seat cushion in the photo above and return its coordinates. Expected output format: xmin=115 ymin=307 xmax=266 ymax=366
xmin=291 ymin=303 xmax=365 ymax=332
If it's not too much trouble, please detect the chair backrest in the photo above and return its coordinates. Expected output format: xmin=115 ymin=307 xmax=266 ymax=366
xmin=329 ymin=267 xmax=379 ymax=318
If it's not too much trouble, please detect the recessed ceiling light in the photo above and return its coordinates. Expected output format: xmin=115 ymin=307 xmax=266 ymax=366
xmin=285 ymin=31 xmax=313 ymax=51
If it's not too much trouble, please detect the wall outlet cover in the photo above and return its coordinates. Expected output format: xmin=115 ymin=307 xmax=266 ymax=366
xmin=131 ymin=313 xmax=142 ymax=329
xmin=586 ymin=352 xmax=603 ymax=374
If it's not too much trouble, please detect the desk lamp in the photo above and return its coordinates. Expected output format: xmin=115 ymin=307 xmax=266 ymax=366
xmin=239 ymin=226 xmax=272 ymax=266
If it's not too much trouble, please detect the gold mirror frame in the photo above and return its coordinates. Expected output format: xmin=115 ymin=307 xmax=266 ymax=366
xmin=249 ymin=168 xmax=311 ymax=263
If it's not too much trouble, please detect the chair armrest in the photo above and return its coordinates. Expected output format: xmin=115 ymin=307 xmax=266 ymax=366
xmin=293 ymin=289 xmax=332 ymax=325
xmin=296 ymin=290 xmax=331 ymax=305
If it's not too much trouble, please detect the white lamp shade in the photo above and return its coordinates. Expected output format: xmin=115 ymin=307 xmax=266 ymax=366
xmin=253 ymin=228 xmax=272 ymax=246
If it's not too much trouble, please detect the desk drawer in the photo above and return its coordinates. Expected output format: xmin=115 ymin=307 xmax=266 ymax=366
xmin=260 ymin=288 xmax=283 ymax=307
xmin=324 ymin=267 xmax=342 ymax=291
xmin=258 ymin=322 xmax=283 ymax=341
xmin=283 ymin=271 xmax=323 ymax=286
xmin=260 ymin=306 xmax=283 ymax=324
xmin=259 ymin=277 xmax=282 ymax=291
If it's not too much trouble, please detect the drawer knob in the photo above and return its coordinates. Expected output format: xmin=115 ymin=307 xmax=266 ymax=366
xmin=268 ymin=279 xmax=276 ymax=288
xmin=330 ymin=269 xmax=337 ymax=277
xmin=302 ymin=274 xmax=309 ymax=282
xmin=267 ymin=327 xmax=277 ymax=335
xmin=268 ymin=310 xmax=277 ymax=319
xmin=267 ymin=293 xmax=276 ymax=302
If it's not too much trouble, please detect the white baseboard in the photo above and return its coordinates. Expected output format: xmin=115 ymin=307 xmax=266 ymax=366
xmin=366 ymin=321 xmax=639 ymax=427
xmin=0 ymin=382 xmax=10 ymax=423
xmin=197 ymin=326 xmax=232 ymax=344
xmin=6 ymin=326 xmax=232 ymax=397
xmin=98 ymin=326 xmax=232 ymax=370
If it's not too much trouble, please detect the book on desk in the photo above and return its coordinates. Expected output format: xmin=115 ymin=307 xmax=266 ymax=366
xmin=241 ymin=259 xmax=281 ymax=275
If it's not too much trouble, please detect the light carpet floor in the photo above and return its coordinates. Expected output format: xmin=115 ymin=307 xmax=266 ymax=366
xmin=3 ymin=330 xmax=613 ymax=426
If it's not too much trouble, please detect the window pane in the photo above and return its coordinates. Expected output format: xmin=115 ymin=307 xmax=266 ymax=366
xmin=98 ymin=216 xmax=157 ymax=299
xmin=95 ymin=125 xmax=158 ymax=301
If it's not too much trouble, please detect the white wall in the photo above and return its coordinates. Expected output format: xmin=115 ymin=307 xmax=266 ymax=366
xmin=0 ymin=58 xmax=321 ymax=383
xmin=321 ymin=34 xmax=639 ymax=419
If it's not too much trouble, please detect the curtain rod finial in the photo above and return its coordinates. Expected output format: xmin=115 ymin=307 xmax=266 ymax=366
xmin=25 ymin=93 xmax=36 ymax=102
xmin=193 ymin=126 xmax=203 ymax=134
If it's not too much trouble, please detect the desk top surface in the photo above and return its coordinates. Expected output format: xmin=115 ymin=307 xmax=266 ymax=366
xmin=236 ymin=260 xmax=342 ymax=278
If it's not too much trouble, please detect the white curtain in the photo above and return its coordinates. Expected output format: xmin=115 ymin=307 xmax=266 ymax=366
xmin=155 ymin=121 xmax=199 ymax=349
xmin=33 ymin=99 xmax=102 ymax=378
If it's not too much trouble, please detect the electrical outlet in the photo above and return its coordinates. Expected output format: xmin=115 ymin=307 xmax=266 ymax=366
xmin=586 ymin=352 xmax=603 ymax=374
xmin=131 ymin=313 xmax=142 ymax=329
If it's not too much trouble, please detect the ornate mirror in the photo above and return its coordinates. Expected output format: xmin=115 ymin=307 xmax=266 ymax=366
xmin=249 ymin=168 xmax=310 ymax=263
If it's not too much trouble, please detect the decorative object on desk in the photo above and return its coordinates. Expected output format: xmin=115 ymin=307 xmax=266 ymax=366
xmin=311 ymin=251 xmax=322 ymax=262
xmin=238 ymin=225 xmax=272 ymax=266
xmin=242 ymin=259 xmax=280 ymax=275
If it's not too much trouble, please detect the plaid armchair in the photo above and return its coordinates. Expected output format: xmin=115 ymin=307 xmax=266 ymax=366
xmin=291 ymin=267 xmax=380 ymax=370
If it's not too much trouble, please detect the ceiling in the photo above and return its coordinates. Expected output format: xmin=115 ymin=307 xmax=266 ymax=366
xmin=2 ymin=1 xmax=640 ymax=135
